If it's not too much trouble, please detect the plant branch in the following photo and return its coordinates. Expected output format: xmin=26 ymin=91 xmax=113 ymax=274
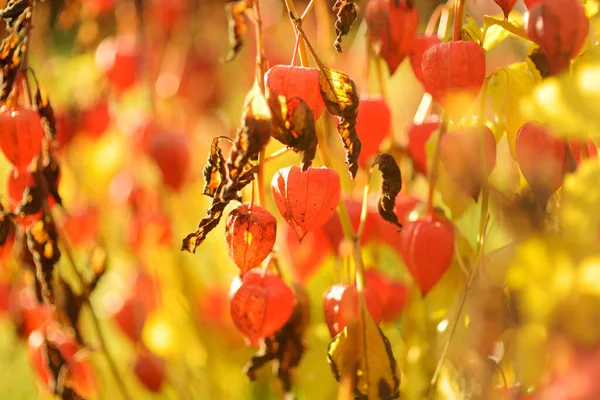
xmin=50 ymin=210 xmax=133 ymax=400
xmin=253 ymin=0 xmax=266 ymax=92
xmin=283 ymin=0 xmax=310 ymax=66
xmin=452 ymin=0 xmax=467 ymax=41
xmin=426 ymin=113 xmax=448 ymax=215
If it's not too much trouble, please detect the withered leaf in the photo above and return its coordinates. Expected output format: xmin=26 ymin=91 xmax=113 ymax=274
xmin=266 ymin=87 xmax=318 ymax=171
xmin=203 ymin=137 xmax=227 ymax=197
xmin=0 ymin=0 xmax=31 ymax=28
xmin=56 ymin=278 xmax=85 ymax=345
xmin=43 ymin=334 xmax=69 ymax=395
xmin=244 ymin=284 xmax=310 ymax=395
xmin=224 ymin=0 xmax=254 ymax=63
xmin=15 ymin=152 xmax=62 ymax=218
xmin=220 ymin=84 xmax=271 ymax=200
xmin=332 ymin=0 xmax=357 ymax=53
xmin=0 ymin=202 xmax=14 ymax=246
xmin=328 ymin=310 xmax=400 ymax=399
xmin=318 ymin=67 xmax=361 ymax=178
xmin=61 ymin=385 xmax=85 ymax=400
xmin=42 ymin=150 xmax=63 ymax=206
xmin=35 ymin=80 xmax=57 ymax=139
xmin=181 ymin=201 xmax=228 ymax=253
xmin=372 ymin=153 xmax=402 ymax=229
xmin=27 ymin=213 xmax=61 ymax=306
xmin=527 ymin=47 xmax=551 ymax=79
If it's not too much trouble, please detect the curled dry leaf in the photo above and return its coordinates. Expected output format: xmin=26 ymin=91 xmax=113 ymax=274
xmin=327 ymin=310 xmax=400 ymax=399
xmin=332 ymin=0 xmax=357 ymax=53
xmin=202 ymin=137 xmax=227 ymax=197
xmin=183 ymin=84 xmax=269 ymax=253
xmin=244 ymin=284 xmax=310 ymax=395
xmin=318 ymin=66 xmax=361 ymax=178
xmin=0 ymin=202 xmax=14 ymax=246
xmin=43 ymin=334 xmax=69 ymax=395
xmin=55 ymin=278 xmax=85 ymax=346
xmin=271 ymin=165 xmax=341 ymax=241
xmin=266 ymin=88 xmax=318 ymax=171
xmin=366 ymin=0 xmax=418 ymax=76
xmin=27 ymin=213 xmax=61 ymax=306
xmin=225 ymin=203 xmax=277 ymax=275
xmin=229 ymin=270 xmax=296 ymax=346
xmin=371 ymin=153 xmax=403 ymax=229
xmin=223 ymin=0 xmax=254 ymax=63
xmin=34 ymin=80 xmax=57 ymax=140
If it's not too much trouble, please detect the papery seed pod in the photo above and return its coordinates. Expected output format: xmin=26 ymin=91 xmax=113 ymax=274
xmin=400 ymin=215 xmax=455 ymax=294
xmin=271 ymin=166 xmax=341 ymax=241
xmin=226 ymin=204 xmax=277 ymax=275
xmin=365 ymin=269 xmax=409 ymax=322
xmin=356 ymin=95 xmax=392 ymax=166
xmin=515 ymin=122 xmax=566 ymax=196
xmin=421 ymin=41 xmax=486 ymax=121
xmin=525 ymin=0 xmax=589 ymax=76
xmin=407 ymin=116 xmax=441 ymax=175
xmin=494 ymin=0 xmax=518 ymax=19
xmin=323 ymin=283 xmax=383 ymax=337
xmin=265 ymin=65 xmax=325 ymax=120
xmin=366 ymin=0 xmax=419 ymax=76
xmin=409 ymin=35 xmax=441 ymax=85
xmin=0 ymin=105 xmax=45 ymax=168
xmin=439 ymin=125 xmax=497 ymax=199
xmin=229 ymin=270 xmax=295 ymax=345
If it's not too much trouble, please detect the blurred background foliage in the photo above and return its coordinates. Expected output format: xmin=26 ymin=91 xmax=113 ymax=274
xmin=0 ymin=0 xmax=598 ymax=399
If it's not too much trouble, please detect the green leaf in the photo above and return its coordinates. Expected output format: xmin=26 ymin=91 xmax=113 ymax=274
xmin=327 ymin=307 xmax=400 ymax=399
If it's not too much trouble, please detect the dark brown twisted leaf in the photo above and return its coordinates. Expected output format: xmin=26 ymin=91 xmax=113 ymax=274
xmin=27 ymin=213 xmax=61 ymax=306
xmin=203 ymin=137 xmax=227 ymax=197
xmin=35 ymin=80 xmax=57 ymax=139
xmin=244 ymin=284 xmax=310 ymax=396
xmin=327 ymin=311 xmax=400 ymax=399
xmin=61 ymin=385 xmax=85 ymax=400
xmin=333 ymin=0 xmax=357 ymax=53
xmin=224 ymin=0 xmax=254 ymax=63
xmin=266 ymin=88 xmax=318 ymax=171
xmin=15 ymin=152 xmax=62 ymax=218
xmin=42 ymin=150 xmax=63 ymax=206
xmin=0 ymin=0 xmax=31 ymax=28
xmin=181 ymin=201 xmax=228 ymax=253
xmin=43 ymin=334 xmax=69 ymax=395
xmin=56 ymin=278 xmax=84 ymax=345
xmin=0 ymin=202 xmax=14 ymax=246
xmin=219 ymin=84 xmax=271 ymax=199
xmin=372 ymin=153 xmax=402 ymax=229
xmin=318 ymin=66 xmax=361 ymax=178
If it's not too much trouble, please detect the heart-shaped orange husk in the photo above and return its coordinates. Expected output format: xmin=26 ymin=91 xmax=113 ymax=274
xmin=229 ymin=271 xmax=295 ymax=345
xmin=271 ymin=165 xmax=341 ymax=241
xmin=226 ymin=204 xmax=277 ymax=276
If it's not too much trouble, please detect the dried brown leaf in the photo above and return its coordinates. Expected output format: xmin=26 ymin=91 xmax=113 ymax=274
xmin=56 ymin=278 xmax=84 ymax=345
xmin=43 ymin=334 xmax=69 ymax=395
xmin=372 ymin=153 xmax=402 ymax=229
xmin=318 ymin=66 xmax=361 ymax=178
xmin=27 ymin=213 xmax=60 ymax=306
xmin=332 ymin=0 xmax=357 ymax=53
xmin=266 ymin=88 xmax=318 ymax=171
xmin=244 ymin=284 xmax=310 ymax=396
xmin=224 ymin=0 xmax=254 ymax=63
xmin=35 ymin=80 xmax=57 ymax=139
xmin=203 ymin=137 xmax=227 ymax=197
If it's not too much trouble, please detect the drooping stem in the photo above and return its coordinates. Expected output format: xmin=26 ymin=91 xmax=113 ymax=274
xmin=426 ymin=113 xmax=449 ymax=215
xmin=452 ymin=0 xmax=467 ymax=41
xmin=257 ymin=148 xmax=266 ymax=206
xmin=50 ymin=210 xmax=133 ymax=400
xmin=356 ymin=170 xmax=372 ymax=241
xmin=264 ymin=147 xmax=292 ymax=162
xmin=283 ymin=0 xmax=310 ymax=66
xmin=253 ymin=0 xmax=266 ymax=92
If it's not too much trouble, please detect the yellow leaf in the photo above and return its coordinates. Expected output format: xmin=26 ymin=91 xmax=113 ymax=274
xmin=461 ymin=15 xmax=483 ymax=44
xmin=327 ymin=308 xmax=400 ymax=399
xmin=561 ymin=160 xmax=600 ymax=244
xmin=488 ymin=63 xmax=536 ymax=156
xmin=482 ymin=12 xmax=525 ymax=51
